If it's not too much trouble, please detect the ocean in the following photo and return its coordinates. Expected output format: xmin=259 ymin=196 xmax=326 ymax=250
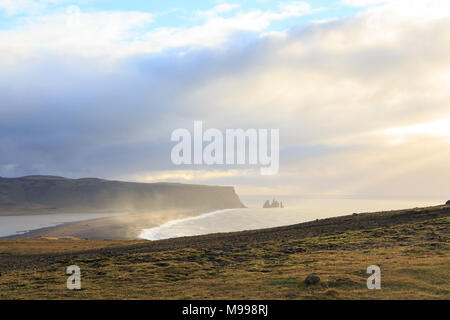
xmin=0 ymin=212 xmax=126 ymax=238
xmin=139 ymin=196 xmax=445 ymax=240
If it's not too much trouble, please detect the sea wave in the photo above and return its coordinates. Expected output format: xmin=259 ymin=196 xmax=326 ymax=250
xmin=138 ymin=208 xmax=237 ymax=240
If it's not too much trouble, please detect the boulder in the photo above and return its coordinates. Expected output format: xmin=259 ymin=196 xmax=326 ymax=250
xmin=277 ymin=247 xmax=294 ymax=254
xmin=304 ymin=274 xmax=320 ymax=285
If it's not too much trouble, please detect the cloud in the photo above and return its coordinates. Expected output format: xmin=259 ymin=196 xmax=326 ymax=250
xmin=193 ymin=3 xmax=241 ymax=18
xmin=343 ymin=0 xmax=450 ymax=20
xmin=0 ymin=1 xmax=449 ymax=197
xmin=0 ymin=0 xmax=67 ymax=15
xmin=341 ymin=0 xmax=389 ymax=7
xmin=140 ymin=169 xmax=252 ymax=182
xmin=0 ymin=2 xmax=310 ymax=62
xmin=0 ymin=9 xmax=154 ymax=61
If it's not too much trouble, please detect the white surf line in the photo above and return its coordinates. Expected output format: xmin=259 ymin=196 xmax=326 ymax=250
xmin=138 ymin=208 xmax=239 ymax=240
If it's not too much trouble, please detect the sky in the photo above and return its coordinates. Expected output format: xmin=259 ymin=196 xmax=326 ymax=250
xmin=1 ymin=0 xmax=450 ymax=198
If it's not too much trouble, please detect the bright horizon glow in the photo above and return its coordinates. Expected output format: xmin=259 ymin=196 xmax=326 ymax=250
xmin=382 ymin=118 xmax=450 ymax=137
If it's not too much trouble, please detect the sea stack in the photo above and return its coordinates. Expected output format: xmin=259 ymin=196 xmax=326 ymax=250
xmin=263 ymin=198 xmax=284 ymax=208
xmin=271 ymin=199 xmax=280 ymax=208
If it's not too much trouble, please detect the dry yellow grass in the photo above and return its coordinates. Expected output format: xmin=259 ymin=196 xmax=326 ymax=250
xmin=0 ymin=238 xmax=145 ymax=255
xmin=0 ymin=216 xmax=448 ymax=299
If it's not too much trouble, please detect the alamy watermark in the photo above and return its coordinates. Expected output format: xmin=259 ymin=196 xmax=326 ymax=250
xmin=66 ymin=265 xmax=81 ymax=290
xmin=66 ymin=5 xmax=81 ymax=29
xmin=367 ymin=265 xmax=381 ymax=289
xmin=171 ymin=121 xmax=279 ymax=175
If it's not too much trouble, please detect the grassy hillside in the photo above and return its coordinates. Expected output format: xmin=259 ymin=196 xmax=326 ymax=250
xmin=0 ymin=205 xmax=448 ymax=299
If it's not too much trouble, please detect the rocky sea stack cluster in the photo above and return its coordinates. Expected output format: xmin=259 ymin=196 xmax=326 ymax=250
xmin=263 ymin=199 xmax=284 ymax=208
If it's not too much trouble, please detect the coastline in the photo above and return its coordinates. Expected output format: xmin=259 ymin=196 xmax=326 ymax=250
xmin=139 ymin=208 xmax=238 ymax=240
xmin=1 ymin=204 xmax=448 ymax=299
xmin=0 ymin=210 xmax=127 ymax=216
xmin=2 ymin=208 xmax=241 ymax=240
xmin=0 ymin=213 xmax=128 ymax=240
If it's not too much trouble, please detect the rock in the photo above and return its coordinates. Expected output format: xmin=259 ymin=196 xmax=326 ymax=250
xmin=270 ymin=199 xmax=280 ymax=208
xmin=446 ymin=200 xmax=450 ymax=205
xmin=304 ymin=274 xmax=320 ymax=285
xmin=277 ymin=247 xmax=294 ymax=254
xmin=263 ymin=198 xmax=282 ymax=208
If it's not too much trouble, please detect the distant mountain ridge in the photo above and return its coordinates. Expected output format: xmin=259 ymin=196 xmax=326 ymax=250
xmin=0 ymin=175 xmax=245 ymax=214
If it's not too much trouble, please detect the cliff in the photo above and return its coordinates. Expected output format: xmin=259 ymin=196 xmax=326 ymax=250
xmin=0 ymin=175 xmax=245 ymax=214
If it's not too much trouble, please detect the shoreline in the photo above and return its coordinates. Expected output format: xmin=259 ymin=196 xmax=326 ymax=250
xmin=0 ymin=210 xmax=129 ymax=216
xmin=139 ymin=208 xmax=239 ymax=240
xmin=3 ymin=199 xmax=447 ymax=241
xmin=0 ymin=217 xmax=114 ymax=240
xmin=1 ymin=208 xmax=242 ymax=240
xmin=0 ymin=213 xmax=129 ymax=240
xmin=0 ymin=205 xmax=448 ymax=299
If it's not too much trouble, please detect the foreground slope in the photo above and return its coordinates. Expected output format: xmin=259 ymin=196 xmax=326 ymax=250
xmin=0 ymin=205 xmax=448 ymax=299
